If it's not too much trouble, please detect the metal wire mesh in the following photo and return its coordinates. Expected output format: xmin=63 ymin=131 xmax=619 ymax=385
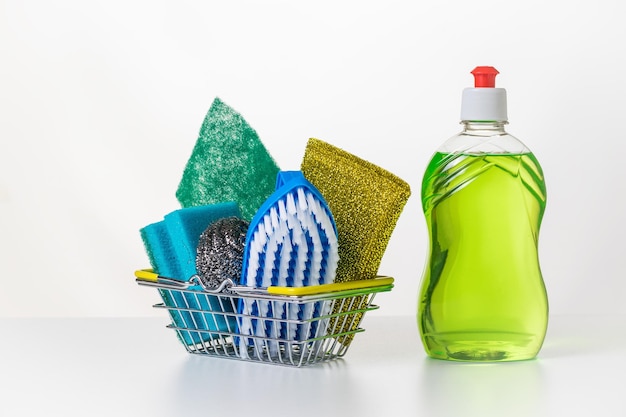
xmin=151 ymin=284 xmax=389 ymax=367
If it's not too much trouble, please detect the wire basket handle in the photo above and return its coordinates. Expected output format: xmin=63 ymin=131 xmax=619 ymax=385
xmin=134 ymin=269 xmax=394 ymax=297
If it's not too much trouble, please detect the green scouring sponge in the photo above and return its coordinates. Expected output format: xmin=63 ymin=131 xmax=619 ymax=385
xmin=176 ymin=97 xmax=280 ymax=220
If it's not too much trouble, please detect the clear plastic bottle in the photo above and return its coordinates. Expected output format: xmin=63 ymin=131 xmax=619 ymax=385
xmin=417 ymin=66 xmax=548 ymax=361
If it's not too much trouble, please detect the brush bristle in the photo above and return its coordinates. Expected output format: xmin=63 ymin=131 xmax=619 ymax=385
xmin=242 ymin=187 xmax=337 ymax=288
xmin=238 ymin=172 xmax=339 ymax=354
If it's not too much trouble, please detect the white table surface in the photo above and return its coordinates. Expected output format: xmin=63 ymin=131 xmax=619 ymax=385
xmin=1 ymin=314 xmax=624 ymax=417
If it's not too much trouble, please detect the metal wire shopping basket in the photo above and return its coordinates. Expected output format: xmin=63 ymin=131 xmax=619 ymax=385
xmin=135 ymin=269 xmax=394 ymax=367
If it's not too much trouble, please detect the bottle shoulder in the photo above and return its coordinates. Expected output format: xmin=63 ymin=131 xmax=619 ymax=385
xmin=437 ymin=128 xmax=531 ymax=155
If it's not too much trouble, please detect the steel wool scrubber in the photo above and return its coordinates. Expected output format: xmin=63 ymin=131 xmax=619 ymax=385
xmin=196 ymin=216 xmax=249 ymax=289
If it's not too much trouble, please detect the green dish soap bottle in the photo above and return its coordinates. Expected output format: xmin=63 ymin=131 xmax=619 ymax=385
xmin=417 ymin=66 xmax=548 ymax=361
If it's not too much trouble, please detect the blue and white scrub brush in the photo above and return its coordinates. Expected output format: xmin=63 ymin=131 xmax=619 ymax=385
xmin=237 ymin=171 xmax=339 ymax=358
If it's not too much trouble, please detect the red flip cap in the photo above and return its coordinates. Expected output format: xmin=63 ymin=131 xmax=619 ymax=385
xmin=471 ymin=66 xmax=499 ymax=88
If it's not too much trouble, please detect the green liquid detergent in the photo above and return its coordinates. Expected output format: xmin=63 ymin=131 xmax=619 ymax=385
xmin=417 ymin=67 xmax=548 ymax=361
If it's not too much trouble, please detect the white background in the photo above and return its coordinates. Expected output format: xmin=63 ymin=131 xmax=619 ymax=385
xmin=1 ymin=0 xmax=624 ymax=318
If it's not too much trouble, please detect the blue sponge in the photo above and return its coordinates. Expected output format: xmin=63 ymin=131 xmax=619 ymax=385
xmin=140 ymin=221 xmax=183 ymax=279
xmin=141 ymin=202 xmax=242 ymax=345
xmin=140 ymin=222 xmax=196 ymax=342
xmin=164 ymin=202 xmax=241 ymax=280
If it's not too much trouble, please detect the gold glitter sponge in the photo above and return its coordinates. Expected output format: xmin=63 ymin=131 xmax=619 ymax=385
xmin=301 ymin=138 xmax=411 ymax=283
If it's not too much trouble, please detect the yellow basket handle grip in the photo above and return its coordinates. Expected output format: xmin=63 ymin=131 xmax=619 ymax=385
xmin=266 ymin=277 xmax=394 ymax=296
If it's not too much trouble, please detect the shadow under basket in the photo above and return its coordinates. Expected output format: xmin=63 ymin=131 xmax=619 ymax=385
xmin=135 ymin=270 xmax=394 ymax=367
